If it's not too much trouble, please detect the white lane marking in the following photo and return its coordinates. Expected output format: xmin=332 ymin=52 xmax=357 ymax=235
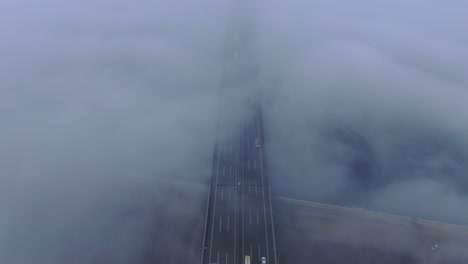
xmin=217 ymin=251 xmax=220 ymax=264
xmin=201 ymin=186 xmax=211 ymax=264
xmin=257 ymin=210 xmax=259 ymax=226
xmin=227 ymin=215 xmax=230 ymax=231
xmin=219 ymin=217 xmax=222 ymax=232
xmin=228 ymin=188 xmax=231 ymax=201
xmin=268 ymin=185 xmax=278 ymax=264
xmin=254 ymin=160 xmax=256 ymax=171
xmin=221 ymin=189 xmax=224 ymax=201
xmin=241 ymin=121 xmax=245 ymax=261
xmin=234 ymin=146 xmax=238 ymax=264
xmin=256 ymin=101 xmax=271 ymax=263
xmin=208 ymin=139 xmax=222 ymax=263
xmin=258 ymin=244 xmax=261 ymax=261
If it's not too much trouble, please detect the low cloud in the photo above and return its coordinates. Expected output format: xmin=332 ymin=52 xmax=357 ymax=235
xmin=0 ymin=0 xmax=229 ymax=262
xmin=254 ymin=0 xmax=468 ymax=225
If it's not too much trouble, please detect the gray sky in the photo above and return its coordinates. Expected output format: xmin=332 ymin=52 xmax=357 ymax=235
xmin=1 ymin=0 xmax=468 ymax=262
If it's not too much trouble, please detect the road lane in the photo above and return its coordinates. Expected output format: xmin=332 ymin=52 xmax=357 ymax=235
xmin=202 ymin=106 xmax=277 ymax=264
xmin=201 ymin=10 xmax=277 ymax=264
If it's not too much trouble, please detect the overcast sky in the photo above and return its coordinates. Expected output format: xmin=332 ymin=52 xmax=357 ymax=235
xmin=1 ymin=0 xmax=468 ymax=263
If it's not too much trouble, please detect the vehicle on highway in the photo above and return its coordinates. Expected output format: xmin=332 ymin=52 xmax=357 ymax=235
xmin=245 ymin=255 xmax=251 ymax=264
xmin=255 ymin=138 xmax=261 ymax=147
xmin=431 ymin=244 xmax=439 ymax=251
xmin=261 ymin=257 xmax=267 ymax=264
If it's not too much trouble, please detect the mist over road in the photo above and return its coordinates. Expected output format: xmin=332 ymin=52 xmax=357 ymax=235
xmin=1 ymin=0 xmax=468 ymax=263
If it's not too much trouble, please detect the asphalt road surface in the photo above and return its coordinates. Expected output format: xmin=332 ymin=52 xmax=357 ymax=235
xmin=201 ymin=9 xmax=277 ymax=263
xmin=202 ymin=99 xmax=277 ymax=264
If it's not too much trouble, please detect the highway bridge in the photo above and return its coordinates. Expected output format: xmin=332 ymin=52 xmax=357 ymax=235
xmin=201 ymin=99 xmax=277 ymax=264
xmin=201 ymin=6 xmax=277 ymax=264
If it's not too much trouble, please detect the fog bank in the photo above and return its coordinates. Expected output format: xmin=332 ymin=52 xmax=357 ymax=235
xmin=0 ymin=0 xmax=229 ymax=262
xmin=255 ymin=0 xmax=468 ymax=225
